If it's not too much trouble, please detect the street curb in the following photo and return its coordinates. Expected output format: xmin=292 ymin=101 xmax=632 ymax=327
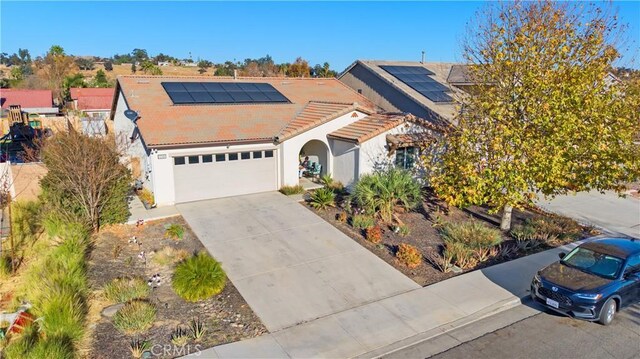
xmin=355 ymin=296 xmax=523 ymax=359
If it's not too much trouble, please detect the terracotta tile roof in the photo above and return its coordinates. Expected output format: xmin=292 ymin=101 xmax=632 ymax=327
xmin=0 ymin=89 xmax=53 ymax=109
xmin=70 ymin=88 xmax=115 ymax=111
xmin=277 ymin=101 xmax=372 ymax=141
xmin=327 ymin=113 xmax=409 ymax=144
xmin=115 ymin=76 xmax=377 ymax=147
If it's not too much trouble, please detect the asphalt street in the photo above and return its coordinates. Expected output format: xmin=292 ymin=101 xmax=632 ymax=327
xmin=393 ymin=301 xmax=640 ymax=359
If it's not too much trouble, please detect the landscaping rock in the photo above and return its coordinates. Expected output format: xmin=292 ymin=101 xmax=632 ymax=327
xmin=101 ymin=303 xmax=125 ymax=318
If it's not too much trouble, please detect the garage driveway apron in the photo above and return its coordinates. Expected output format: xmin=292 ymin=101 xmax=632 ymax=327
xmin=177 ymin=192 xmax=419 ymax=331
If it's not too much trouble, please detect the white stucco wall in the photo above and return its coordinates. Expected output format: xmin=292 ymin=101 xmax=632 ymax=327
xmin=112 ymin=90 xmax=152 ymax=189
xmin=280 ymin=110 xmax=368 ymax=186
xmin=330 ymin=139 xmax=358 ymax=188
xmin=152 ymin=142 xmax=278 ymax=206
xmin=358 ymin=122 xmax=426 ymax=176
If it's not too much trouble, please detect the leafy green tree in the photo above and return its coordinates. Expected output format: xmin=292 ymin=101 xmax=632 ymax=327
xmin=427 ymin=1 xmax=640 ymax=231
xmin=75 ymin=57 xmax=94 ymax=70
xmin=90 ymin=69 xmax=111 ymax=87
xmin=131 ymin=48 xmax=148 ymax=63
xmin=131 ymin=62 xmax=137 ymax=74
xmin=313 ymin=62 xmax=337 ymax=78
xmin=62 ymin=73 xmax=86 ymax=99
xmin=197 ymin=60 xmax=212 ymax=74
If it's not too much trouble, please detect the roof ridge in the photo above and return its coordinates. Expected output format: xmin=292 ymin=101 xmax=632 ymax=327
xmin=116 ymin=75 xmax=344 ymax=81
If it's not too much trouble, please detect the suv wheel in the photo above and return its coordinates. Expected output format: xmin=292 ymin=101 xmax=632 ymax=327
xmin=598 ymin=299 xmax=616 ymax=326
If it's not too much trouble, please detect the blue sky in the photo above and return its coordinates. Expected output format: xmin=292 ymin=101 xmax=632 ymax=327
xmin=1 ymin=1 xmax=638 ymax=71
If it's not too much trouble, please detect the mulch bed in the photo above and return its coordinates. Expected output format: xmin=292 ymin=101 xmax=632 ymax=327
xmin=86 ymin=216 xmax=267 ymax=359
xmin=305 ymin=189 xmax=593 ymax=287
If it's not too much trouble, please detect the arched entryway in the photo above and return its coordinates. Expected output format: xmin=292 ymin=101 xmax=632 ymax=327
xmin=298 ymin=139 xmax=329 ymax=187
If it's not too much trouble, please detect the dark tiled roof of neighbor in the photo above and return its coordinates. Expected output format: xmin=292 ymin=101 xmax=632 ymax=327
xmin=116 ymin=76 xmax=377 ymax=147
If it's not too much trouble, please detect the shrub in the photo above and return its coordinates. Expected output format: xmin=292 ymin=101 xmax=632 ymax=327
xmin=26 ymin=335 xmax=75 ymax=359
xmin=321 ymin=174 xmax=345 ymax=193
xmin=170 ymin=326 xmax=190 ymax=346
xmin=440 ymin=221 xmax=502 ymax=250
xmin=335 ymin=211 xmax=347 ymax=223
xmin=396 ymin=243 xmax=422 ymax=268
xmin=137 ymin=188 xmax=154 ymax=205
xmin=366 ymin=226 xmax=383 ymax=244
xmin=172 ymin=252 xmax=226 ymax=302
xmin=398 ymin=224 xmax=410 ymax=237
xmin=443 ymin=241 xmax=478 ymax=269
xmin=320 ymin=174 xmax=334 ymax=187
xmin=113 ymin=300 xmax=157 ymax=334
xmin=129 ymin=338 xmax=150 ymax=359
xmin=151 ymin=247 xmax=190 ymax=266
xmin=10 ymin=201 xmax=41 ymax=248
xmin=351 ymin=215 xmax=375 ymax=229
xmin=309 ymin=187 xmax=335 ymax=210
xmin=189 ymin=318 xmax=206 ymax=340
xmin=104 ymin=277 xmax=151 ymax=303
xmin=38 ymin=288 xmax=86 ymax=342
xmin=352 ymin=168 xmax=421 ymax=222
xmin=2 ymin=322 xmax=40 ymax=358
xmin=512 ymin=216 xmax=582 ymax=245
xmin=0 ymin=254 xmax=12 ymax=278
xmin=164 ymin=224 xmax=185 ymax=240
xmin=279 ymin=185 xmax=305 ymax=195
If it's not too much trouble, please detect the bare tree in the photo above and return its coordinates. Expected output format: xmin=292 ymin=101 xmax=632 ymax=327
xmin=39 ymin=131 xmax=132 ymax=231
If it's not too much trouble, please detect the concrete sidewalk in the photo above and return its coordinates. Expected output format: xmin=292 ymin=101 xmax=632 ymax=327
xmin=126 ymin=195 xmax=179 ymax=224
xmin=189 ymin=239 xmax=584 ymax=358
xmin=538 ymin=191 xmax=640 ymax=239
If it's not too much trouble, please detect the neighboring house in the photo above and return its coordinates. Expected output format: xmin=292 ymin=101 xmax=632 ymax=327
xmin=112 ymin=75 xmax=437 ymax=206
xmin=338 ymin=60 xmax=464 ymax=126
xmin=158 ymin=61 xmax=172 ymax=67
xmin=0 ymin=89 xmax=59 ymax=117
xmin=69 ymin=88 xmax=115 ymax=136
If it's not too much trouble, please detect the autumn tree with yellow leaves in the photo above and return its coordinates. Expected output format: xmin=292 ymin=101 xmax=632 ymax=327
xmin=428 ymin=1 xmax=640 ymax=231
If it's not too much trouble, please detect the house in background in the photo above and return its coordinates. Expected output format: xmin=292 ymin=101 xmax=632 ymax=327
xmin=338 ymin=60 xmax=464 ymax=126
xmin=112 ymin=75 xmax=438 ymax=206
xmin=69 ymin=87 xmax=115 ymax=136
xmin=0 ymin=89 xmax=59 ymax=118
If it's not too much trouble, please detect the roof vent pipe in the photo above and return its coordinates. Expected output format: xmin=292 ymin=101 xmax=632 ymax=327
xmin=421 ymin=51 xmax=425 ymax=64
xmin=233 ymin=69 xmax=237 ymax=79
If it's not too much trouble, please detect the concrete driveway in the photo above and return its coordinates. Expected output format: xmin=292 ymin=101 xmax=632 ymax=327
xmin=538 ymin=191 xmax=640 ymax=239
xmin=177 ymin=192 xmax=419 ymax=331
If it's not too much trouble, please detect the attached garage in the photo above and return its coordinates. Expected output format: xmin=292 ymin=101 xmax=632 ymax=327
xmin=172 ymin=149 xmax=277 ymax=203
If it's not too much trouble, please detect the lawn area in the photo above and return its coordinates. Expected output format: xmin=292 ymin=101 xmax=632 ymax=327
xmin=85 ymin=216 xmax=266 ymax=358
xmin=303 ymin=171 xmax=595 ymax=287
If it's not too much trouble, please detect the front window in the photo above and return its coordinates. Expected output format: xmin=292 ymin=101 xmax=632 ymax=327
xmin=395 ymin=147 xmax=416 ymax=169
xmin=562 ymin=247 xmax=624 ymax=280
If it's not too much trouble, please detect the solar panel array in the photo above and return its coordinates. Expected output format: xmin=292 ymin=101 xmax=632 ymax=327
xmin=161 ymin=82 xmax=290 ymax=105
xmin=379 ymin=65 xmax=453 ymax=103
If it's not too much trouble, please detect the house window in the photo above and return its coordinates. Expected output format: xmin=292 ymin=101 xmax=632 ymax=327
xmin=264 ymin=150 xmax=274 ymax=158
xmin=188 ymin=155 xmax=199 ymax=164
xmin=395 ymin=147 xmax=416 ymax=169
xmin=215 ymin=154 xmax=226 ymax=162
xmin=241 ymin=152 xmax=251 ymax=160
xmin=174 ymin=157 xmax=186 ymax=165
xmin=202 ymin=155 xmax=213 ymax=163
xmin=228 ymin=153 xmax=238 ymax=161
xmin=253 ymin=151 xmax=262 ymax=159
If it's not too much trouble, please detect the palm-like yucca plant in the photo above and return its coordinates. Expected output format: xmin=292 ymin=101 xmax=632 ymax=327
xmin=309 ymin=188 xmax=336 ymax=210
xmin=352 ymin=168 xmax=421 ymax=223
xmin=320 ymin=174 xmax=334 ymax=187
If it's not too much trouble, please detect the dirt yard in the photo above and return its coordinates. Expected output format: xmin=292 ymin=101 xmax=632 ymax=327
xmin=86 ymin=216 xmax=266 ymax=359
xmin=306 ymin=189 xmax=592 ymax=287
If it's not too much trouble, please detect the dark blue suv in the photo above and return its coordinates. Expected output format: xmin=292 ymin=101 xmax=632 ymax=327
xmin=531 ymin=238 xmax=640 ymax=325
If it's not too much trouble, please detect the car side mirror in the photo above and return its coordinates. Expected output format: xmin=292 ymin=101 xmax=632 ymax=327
xmin=558 ymin=252 xmax=566 ymax=259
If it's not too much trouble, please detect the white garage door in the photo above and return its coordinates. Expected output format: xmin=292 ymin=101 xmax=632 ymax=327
xmin=173 ymin=149 xmax=277 ymax=203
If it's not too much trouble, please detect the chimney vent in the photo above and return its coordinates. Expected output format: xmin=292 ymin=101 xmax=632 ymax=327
xmin=233 ymin=69 xmax=237 ymax=79
xmin=421 ymin=51 xmax=425 ymax=64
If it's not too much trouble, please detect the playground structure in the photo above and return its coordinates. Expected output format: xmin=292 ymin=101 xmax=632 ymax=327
xmin=0 ymin=105 xmax=53 ymax=163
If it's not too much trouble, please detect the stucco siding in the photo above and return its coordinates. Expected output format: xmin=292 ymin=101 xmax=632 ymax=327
xmin=281 ymin=110 xmax=368 ymax=186
xmin=359 ymin=122 xmax=425 ymax=176
xmin=330 ymin=139 xmax=358 ymax=188
xmin=340 ymin=63 xmax=440 ymax=123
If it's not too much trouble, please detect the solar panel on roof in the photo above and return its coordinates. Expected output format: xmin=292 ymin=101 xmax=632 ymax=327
xmin=161 ymin=82 xmax=290 ymax=105
xmin=379 ymin=65 xmax=453 ymax=103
